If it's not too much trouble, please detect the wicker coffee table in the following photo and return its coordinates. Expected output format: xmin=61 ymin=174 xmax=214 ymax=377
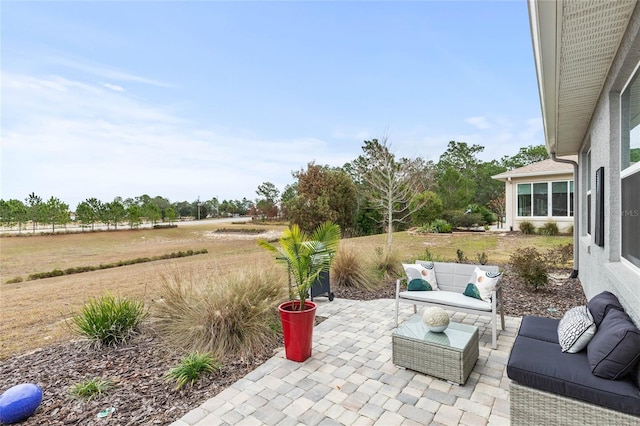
xmin=392 ymin=315 xmax=479 ymax=384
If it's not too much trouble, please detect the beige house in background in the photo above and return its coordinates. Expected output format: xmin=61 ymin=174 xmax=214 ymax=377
xmin=493 ymin=158 xmax=576 ymax=233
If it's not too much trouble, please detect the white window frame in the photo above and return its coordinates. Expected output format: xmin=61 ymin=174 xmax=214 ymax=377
xmin=620 ymin=63 xmax=640 ymax=271
xmin=586 ymin=150 xmax=592 ymax=236
xmin=516 ymin=181 xmax=574 ymax=219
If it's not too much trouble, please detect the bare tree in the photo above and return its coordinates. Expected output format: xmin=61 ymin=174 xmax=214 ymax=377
xmin=356 ymin=136 xmax=429 ymax=253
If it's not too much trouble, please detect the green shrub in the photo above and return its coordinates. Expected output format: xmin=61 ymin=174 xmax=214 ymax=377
xmin=23 ymin=249 xmax=209 ymax=281
xmin=69 ymin=293 xmax=148 ymax=348
xmin=416 ymin=248 xmax=446 ymax=262
xmin=476 ymin=252 xmax=488 ymax=265
xmin=153 ymin=264 xmax=287 ymax=359
xmin=410 ymin=191 xmax=444 ymax=226
xmin=28 ymin=270 xmax=64 ymax=280
xmin=430 ymin=219 xmax=452 ymax=233
xmin=69 ymin=377 xmax=112 ymax=401
xmin=509 ymin=247 xmax=549 ymax=290
xmin=5 ymin=276 xmax=23 ymax=284
xmin=443 ymin=210 xmax=485 ymax=229
xmin=331 ymin=244 xmax=379 ymax=290
xmin=539 ymin=221 xmax=559 ymax=236
xmin=414 ymin=225 xmax=431 ymax=234
xmin=165 ymin=352 xmax=221 ymax=390
xmin=456 ymin=249 xmax=469 ymax=263
xmin=519 ymin=221 xmax=536 ymax=235
xmin=466 ymin=204 xmax=496 ymax=224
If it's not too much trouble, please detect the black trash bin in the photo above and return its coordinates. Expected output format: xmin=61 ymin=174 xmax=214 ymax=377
xmin=311 ymin=270 xmax=334 ymax=301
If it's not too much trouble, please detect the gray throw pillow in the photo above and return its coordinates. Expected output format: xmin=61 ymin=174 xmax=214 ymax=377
xmin=557 ymin=306 xmax=596 ymax=353
xmin=587 ymin=291 xmax=624 ymax=327
xmin=587 ymin=308 xmax=640 ymax=379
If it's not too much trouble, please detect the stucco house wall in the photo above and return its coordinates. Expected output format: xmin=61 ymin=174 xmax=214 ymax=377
xmin=576 ymin=7 xmax=640 ymax=325
xmin=529 ymin=0 xmax=640 ymax=326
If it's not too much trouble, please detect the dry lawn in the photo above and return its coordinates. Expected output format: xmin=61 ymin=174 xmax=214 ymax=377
xmin=0 ymin=222 xmax=286 ymax=359
xmin=0 ymin=225 xmax=571 ymax=359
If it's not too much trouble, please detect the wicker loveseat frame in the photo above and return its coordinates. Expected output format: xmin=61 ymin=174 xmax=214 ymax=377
xmin=510 ymin=382 xmax=640 ymax=426
xmin=395 ymin=261 xmax=504 ymax=349
xmin=507 ymin=314 xmax=640 ymax=425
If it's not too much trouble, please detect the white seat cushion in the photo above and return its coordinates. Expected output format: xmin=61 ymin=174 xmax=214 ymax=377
xmin=399 ymin=290 xmax=492 ymax=312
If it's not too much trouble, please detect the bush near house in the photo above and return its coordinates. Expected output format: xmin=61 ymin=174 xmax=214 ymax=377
xmin=539 ymin=221 xmax=559 ymax=236
xmin=509 ymin=247 xmax=549 ymax=291
xmin=519 ymin=221 xmax=536 ymax=235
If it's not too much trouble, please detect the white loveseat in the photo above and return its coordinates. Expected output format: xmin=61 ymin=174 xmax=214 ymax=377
xmin=395 ymin=261 xmax=505 ymax=348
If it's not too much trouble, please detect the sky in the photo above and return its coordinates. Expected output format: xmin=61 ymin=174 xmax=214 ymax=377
xmin=1 ymin=0 xmax=544 ymax=209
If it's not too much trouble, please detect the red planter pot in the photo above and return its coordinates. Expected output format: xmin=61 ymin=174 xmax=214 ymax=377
xmin=278 ymin=300 xmax=317 ymax=362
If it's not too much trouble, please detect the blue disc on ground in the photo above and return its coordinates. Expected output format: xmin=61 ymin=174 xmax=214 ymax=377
xmin=0 ymin=383 xmax=43 ymax=424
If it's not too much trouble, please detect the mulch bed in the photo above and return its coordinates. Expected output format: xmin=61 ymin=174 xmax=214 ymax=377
xmin=0 ymin=264 xmax=585 ymax=425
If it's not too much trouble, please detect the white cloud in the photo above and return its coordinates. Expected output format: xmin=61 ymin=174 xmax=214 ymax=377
xmin=466 ymin=116 xmax=492 ymax=130
xmin=1 ymin=71 xmax=353 ymax=207
xmin=46 ymin=55 xmax=171 ymax=88
xmin=102 ymin=83 xmax=125 ymax=92
xmin=390 ymin=115 xmax=545 ymax=164
xmin=330 ymin=128 xmax=373 ymax=141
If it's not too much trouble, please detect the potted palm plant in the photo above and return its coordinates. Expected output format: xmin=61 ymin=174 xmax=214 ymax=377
xmin=258 ymin=221 xmax=340 ymax=362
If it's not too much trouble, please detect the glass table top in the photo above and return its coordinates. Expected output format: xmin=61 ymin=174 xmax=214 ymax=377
xmin=393 ymin=315 xmax=478 ymax=350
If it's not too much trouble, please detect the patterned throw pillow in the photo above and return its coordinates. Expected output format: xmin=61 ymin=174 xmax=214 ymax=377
xmin=407 ymin=279 xmax=432 ymax=291
xmin=462 ymin=267 xmax=501 ymax=303
xmin=402 ymin=263 xmax=438 ymax=290
xmin=557 ymin=306 xmax=597 ymax=353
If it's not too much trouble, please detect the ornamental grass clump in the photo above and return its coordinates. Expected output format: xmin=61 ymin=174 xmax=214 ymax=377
xmin=152 ymin=264 xmax=287 ymax=359
xmin=69 ymin=293 xmax=148 ymax=348
xmin=69 ymin=377 xmax=112 ymax=401
xmin=165 ymin=352 xmax=221 ymax=390
xmin=371 ymin=247 xmax=403 ymax=285
xmin=331 ymin=244 xmax=379 ymax=291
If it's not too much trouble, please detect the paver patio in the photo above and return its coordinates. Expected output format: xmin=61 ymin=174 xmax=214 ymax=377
xmin=170 ymin=298 xmax=521 ymax=426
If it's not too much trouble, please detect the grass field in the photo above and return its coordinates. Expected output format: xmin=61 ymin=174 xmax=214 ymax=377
xmin=0 ymin=223 xmax=571 ymax=359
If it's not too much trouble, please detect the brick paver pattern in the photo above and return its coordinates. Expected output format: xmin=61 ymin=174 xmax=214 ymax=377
xmin=170 ymin=298 xmax=520 ymax=426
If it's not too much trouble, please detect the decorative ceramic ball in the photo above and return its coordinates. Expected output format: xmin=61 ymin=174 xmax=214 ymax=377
xmin=422 ymin=307 xmax=450 ymax=332
xmin=0 ymin=383 xmax=43 ymax=424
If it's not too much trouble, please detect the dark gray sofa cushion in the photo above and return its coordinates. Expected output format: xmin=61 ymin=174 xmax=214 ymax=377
xmin=507 ymin=334 xmax=640 ymax=415
xmin=516 ymin=315 xmax=559 ymax=344
xmin=587 ymin=291 xmax=624 ymax=326
xmin=587 ymin=308 xmax=640 ymax=380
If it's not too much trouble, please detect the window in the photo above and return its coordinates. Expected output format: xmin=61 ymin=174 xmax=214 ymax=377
xmin=569 ymin=181 xmax=574 ymax=216
xmin=621 ymin=68 xmax=640 ymax=268
xmin=587 ymin=151 xmax=592 ymax=235
xmin=517 ymin=184 xmax=531 ymax=216
xmin=533 ymin=183 xmax=548 ymax=216
xmin=517 ymin=181 xmax=574 ymax=218
xmin=552 ymin=182 xmax=568 ymax=216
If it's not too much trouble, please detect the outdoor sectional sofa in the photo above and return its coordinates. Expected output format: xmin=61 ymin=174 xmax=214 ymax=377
xmin=395 ymin=261 xmax=504 ymax=349
xmin=507 ymin=291 xmax=640 ymax=425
